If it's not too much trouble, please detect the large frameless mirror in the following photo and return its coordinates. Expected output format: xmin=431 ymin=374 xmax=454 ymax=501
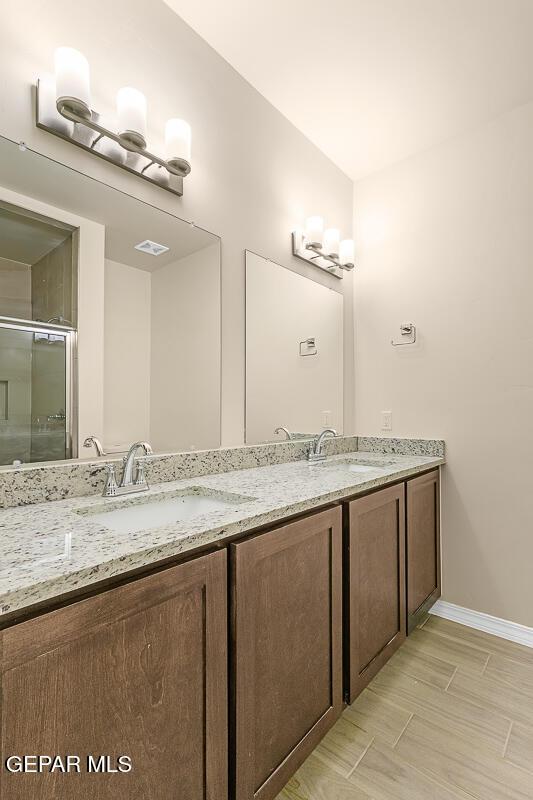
xmin=0 ymin=136 xmax=221 ymax=467
xmin=245 ymin=250 xmax=343 ymax=444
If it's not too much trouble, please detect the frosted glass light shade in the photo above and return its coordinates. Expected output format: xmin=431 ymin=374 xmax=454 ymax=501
xmin=339 ymin=239 xmax=355 ymax=267
xmin=117 ymin=87 xmax=147 ymax=150
xmin=165 ymin=119 xmax=191 ymax=175
xmin=54 ymin=47 xmax=91 ymax=119
xmin=305 ymin=216 xmax=324 ymax=248
xmin=38 ymin=74 xmax=74 ymax=137
xmin=323 ymin=228 xmax=340 ymax=258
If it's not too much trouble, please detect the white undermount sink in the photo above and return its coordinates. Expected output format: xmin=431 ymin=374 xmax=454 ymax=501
xmin=317 ymin=457 xmax=396 ymax=474
xmin=77 ymin=488 xmax=249 ymax=534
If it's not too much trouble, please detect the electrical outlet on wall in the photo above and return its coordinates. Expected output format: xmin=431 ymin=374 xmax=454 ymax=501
xmin=381 ymin=411 xmax=392 ymax=431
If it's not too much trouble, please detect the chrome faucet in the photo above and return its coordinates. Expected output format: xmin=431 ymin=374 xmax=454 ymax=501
xmin=308 ymin=428 xmax=337 ymax=463
xmin=83 ymin=435 xmax=106 ymax=456
xmin=121 ymin=441 xmax=153 ymax=486
xmin=274 ymin=426 xmax=292 ymax=440
xmin=102 ymin=441 xmax=153 ymax=497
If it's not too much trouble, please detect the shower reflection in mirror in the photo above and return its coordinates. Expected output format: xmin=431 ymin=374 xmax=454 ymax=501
xmin=0 ymin=201 xmax=77 ymax=465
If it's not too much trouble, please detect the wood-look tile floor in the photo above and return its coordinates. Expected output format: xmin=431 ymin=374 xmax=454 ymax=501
xmin=277 ymin=616 xmax=533 ymax=800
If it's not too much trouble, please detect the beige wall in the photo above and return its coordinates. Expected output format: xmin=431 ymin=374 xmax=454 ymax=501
xmin=104 ymin=259 xmax=151 ymax=451
xmin=246 ymin=251 xmax=343 ymax=443
xmin=1 ymin=0 xmax=354 ymax=446
xmin=150 ymin=244 xmax=220 ymax=452
xmin=353 ymin=100 xmax=533 ymax=627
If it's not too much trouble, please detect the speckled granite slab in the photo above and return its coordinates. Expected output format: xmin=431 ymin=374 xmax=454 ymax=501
xmin=0 ymin=450 xmax=444 ymax=617
xmin=0 ymin=435 xmax=444 ymax=509
xmin=0 ymin=436 xmax=358 ymax=510
xmin=357 ymin=437 xmax=445 ymax=457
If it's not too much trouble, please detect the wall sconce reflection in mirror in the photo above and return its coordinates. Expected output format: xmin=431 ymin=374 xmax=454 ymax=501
xmin=299 ymin=337 xmax=318 ymax=356
xmin=35 ymin=47 xmax=192 ymax=197
xmin=292 ymin=216 xmax=354 ymax=279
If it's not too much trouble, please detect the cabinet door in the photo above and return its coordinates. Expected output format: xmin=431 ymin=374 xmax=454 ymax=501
xmin=0 ymin=551 xmax=227 ymax=800
xmin=347 ymin=484 xmax=406 ymax=702
xmin=407 ymin=469 xmax=441 ymax=631
xmin=231 ymin=507 xmax=343 ymax=800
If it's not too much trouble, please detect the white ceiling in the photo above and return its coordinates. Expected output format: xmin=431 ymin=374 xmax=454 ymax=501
xmin=164 ymin=0 xmax=533 ymax=180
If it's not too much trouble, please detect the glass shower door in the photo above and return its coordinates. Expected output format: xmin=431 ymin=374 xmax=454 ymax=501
xmin=0 ymin=321 xmax=71 ymax=466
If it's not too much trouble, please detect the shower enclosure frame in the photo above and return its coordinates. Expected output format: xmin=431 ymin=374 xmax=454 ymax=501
xmin=0 ymin=315 xmax=78 ymax=462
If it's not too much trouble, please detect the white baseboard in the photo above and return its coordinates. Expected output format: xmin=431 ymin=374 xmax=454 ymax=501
xmin=430 ymin=600 xmax=533 ymax=649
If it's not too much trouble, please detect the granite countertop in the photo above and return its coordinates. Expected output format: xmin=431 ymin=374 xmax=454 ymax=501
xmin=0 ymin=450 xmax=444 ymax=618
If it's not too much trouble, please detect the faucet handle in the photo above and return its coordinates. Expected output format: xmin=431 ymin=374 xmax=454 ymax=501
xmin=134 ymin=461 xmax=148 ymax=487
xmin=103 ymin=463 xmax=118 ymax=497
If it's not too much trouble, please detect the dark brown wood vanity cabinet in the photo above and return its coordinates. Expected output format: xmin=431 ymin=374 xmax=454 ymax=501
xmin=230 ymin=506 xmax=343 ymax=800
xmin=0 ymin=551 xmax=228 ymax=800
xmin=406 ymin=469 xmax=441 ymax=632
xmin=345 ymin=483 xmax=406 ymax=703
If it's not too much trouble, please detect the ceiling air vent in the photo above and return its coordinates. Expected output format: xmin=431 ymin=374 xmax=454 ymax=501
xmin=134 ymin=239 xmax=170 ymax=256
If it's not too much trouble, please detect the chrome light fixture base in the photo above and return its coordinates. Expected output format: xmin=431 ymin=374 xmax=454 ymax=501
xmin=117 ymin=129 xmax=147 ymax=151
xmin=36 ymin=80 xmax=185 ymax=197
xmin=292 ymin=230 xmax=354 ymax=279
xmin=167 ymin=156 xmax=192 ymax=177
xmin=57 ymin=95 xmax=92 ymax=121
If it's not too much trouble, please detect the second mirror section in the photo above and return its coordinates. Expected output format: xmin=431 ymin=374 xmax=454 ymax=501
xmin=245 ymin=251 xmax=343 ymax=445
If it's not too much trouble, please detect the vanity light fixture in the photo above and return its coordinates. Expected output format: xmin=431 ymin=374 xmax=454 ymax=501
xmin=339 ymin=238 xmax=355 ymax=267
xmin=116 ymin=87 xmax=147 ymax=150
xmin=305 ymin=216 xmax=324 ymax=248
xmin=35 ymin=47 xmax=192 ymax=197
xmin=54 ymin=47 xmax=91 ymax=120
xmin=322 ymin=228 xmax=340 ymax=258
xmin=292 ymin=216 xmax=355 ymax=279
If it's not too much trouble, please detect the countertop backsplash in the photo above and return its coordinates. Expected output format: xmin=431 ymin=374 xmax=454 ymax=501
xmin=0 ymin=435 xmax=444 ymax=509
